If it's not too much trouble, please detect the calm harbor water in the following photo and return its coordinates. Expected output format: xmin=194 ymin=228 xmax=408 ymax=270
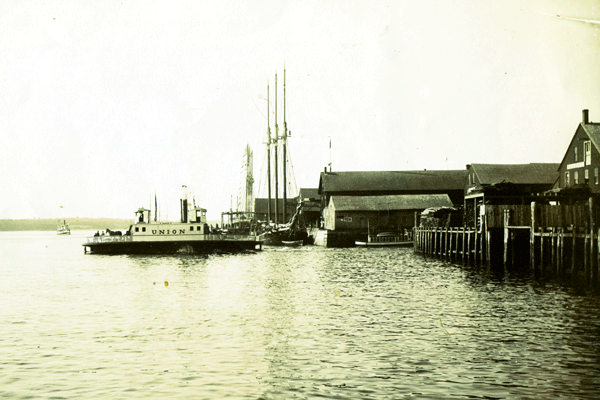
xmin=1 ymin=231 xmax=600 ymax=399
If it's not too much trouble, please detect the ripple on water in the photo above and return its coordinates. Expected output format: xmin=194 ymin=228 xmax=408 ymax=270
xmin=1 ymin=236 xmax=600 ymax=398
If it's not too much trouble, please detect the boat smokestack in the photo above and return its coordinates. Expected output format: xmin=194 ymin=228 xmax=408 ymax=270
xmin=583 ymin=109 xmax=589 ymax=124
xmin=180 ymin=185 xmax=188 ymax=223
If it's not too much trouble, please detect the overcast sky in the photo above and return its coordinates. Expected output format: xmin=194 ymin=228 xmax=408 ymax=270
xmin=1 ymin=0 xmax=599 ymax=221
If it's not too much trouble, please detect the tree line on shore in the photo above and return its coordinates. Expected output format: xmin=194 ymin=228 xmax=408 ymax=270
xmin=0 ymin=218 xmax=133 ymax=231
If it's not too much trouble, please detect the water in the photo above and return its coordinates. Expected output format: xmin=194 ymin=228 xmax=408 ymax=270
xmin=1 ymin=231 xmax=600 ymax=399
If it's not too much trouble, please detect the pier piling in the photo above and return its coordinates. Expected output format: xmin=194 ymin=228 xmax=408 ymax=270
xmin=413 ymin=197 xmax=599 ymax=284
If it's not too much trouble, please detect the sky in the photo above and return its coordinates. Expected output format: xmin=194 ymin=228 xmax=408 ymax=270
xmin=1 ymin=0 xmax=599 ymax=221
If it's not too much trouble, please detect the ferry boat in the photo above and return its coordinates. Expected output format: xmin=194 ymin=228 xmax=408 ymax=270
xmin=57 ymin=220 xmax=70 ymax=235
xmin=83 ymin=191 xmax=262 ymax=255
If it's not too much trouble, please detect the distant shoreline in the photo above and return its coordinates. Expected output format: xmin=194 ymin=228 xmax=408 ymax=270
xmin=0 ymin=218 xmax=133 ymax=232
xmin=0 ymin=218 xmax=223 ymax=231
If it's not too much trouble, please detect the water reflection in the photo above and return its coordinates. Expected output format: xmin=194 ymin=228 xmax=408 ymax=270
xmin=1 ymin=233 xmax=600 ymax=398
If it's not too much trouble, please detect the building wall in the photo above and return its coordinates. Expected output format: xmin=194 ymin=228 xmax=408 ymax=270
xmin=324 ymin=205 xmax=416 ymax=232
xmin=558 ymin=126 xmax=600 ymax=192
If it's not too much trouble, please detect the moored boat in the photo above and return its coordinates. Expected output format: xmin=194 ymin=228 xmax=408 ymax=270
xmin=355 ymin=232 xmax=413 ymax=248
xmin=281 ymin=240 xmax=303 ymax=247
xmin=83 ymin=190 xmax=262 ymax=255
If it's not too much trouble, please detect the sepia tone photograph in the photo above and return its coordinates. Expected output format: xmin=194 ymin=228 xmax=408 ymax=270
xmin=1 ymin=0 xmax=600 ymax=398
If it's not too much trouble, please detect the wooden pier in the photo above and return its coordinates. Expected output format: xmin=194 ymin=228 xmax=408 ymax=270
xmin=414 ymin=198 xmax=599 ymax=282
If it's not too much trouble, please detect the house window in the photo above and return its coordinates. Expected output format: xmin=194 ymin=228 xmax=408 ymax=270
xmin=190 ymin=226 xmax=194 ymax=231
xmin=565 ymin=171 xmax=569 ymax=186
xmin=575 ymin=146 xmax=578 ymax=162
xmin=142 ymin=227 xmax=146 ymax=232
xmin=596 ymin=168 xmax=599 ymax=185
xmin=585 ymin=140 xmax=592 ymax=165
xmin=585 ymin=169 xmax=589 ymax=183
xmin=574 ymin=170 xmax=579 ymax=185
xmin=583 ymin=140 xmax=592 ymax=165
xmin=135 ymin=227 xmax=139 ymax=232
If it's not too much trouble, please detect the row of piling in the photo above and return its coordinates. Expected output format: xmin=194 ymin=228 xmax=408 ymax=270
xmin=414 ymin=198 xmax=600 ymax=283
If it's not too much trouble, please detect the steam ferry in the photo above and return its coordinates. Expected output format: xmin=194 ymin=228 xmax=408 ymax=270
xmin=57 ymin=220 xmax=70 ymax=235
xmin=83 ymin=190 xmax=262 ymax=255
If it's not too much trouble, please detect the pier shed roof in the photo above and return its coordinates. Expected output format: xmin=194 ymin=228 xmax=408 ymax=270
xmin=470 ymin=163 xmax=559 ymax=185
xmin=330 ymin=194 xmax=453 ymax=211
xmin=298 ymin=188 xmax=320 ymax=200
xmin=319 ymin=170 xmax=467 ymax=194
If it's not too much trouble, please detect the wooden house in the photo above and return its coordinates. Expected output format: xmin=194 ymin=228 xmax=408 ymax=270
xmin=323 ymin=194 xmax=453 ymax=233
xmin=556 ymin=109 xmax=600 ymax=193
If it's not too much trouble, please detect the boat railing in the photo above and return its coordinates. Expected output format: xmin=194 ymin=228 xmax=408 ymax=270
xmin=86 ymin=235 xmax=133 ymax=244
xmin=220 ymin=234 xmax=260 ymax=241
xmin=369 ymin=233 xmax=411 ymax=243
xmin=85 ymin=234 xmax=259 ymax=244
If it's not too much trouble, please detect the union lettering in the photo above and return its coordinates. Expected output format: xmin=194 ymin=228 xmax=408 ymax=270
xmin=179 ymin=229 xmax=185 ymax=234
xmin=152 ymin=230 xmax=157 ymax=234
xmin=159 ymin=230 xmax=165 ymax=235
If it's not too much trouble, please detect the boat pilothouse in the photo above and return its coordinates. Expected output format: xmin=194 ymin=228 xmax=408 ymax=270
xmin=83 ymin=187 xmax=263 ymax=255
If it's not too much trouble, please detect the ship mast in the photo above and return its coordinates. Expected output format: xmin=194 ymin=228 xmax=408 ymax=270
xmin=282 ymin=68 xmax=288 ymax=223
xmin=245 ymin=144 xmax=254 ymax=213
xmin=274 ymin=72 xmax=279 ymax=225
xmin=267 ymin=82 xmax=272 ymax=224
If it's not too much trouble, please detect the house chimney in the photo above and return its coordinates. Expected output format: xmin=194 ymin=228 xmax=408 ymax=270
xmin=583 ymin=109 xmax=589 ymax=124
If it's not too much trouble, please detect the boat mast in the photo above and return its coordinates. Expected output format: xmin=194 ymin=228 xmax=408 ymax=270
xmin=245 ymin=144 xmax=254 ymax=213
xmin=282 ymin=68 xmax=287 ymax=223
xmin=266 ymin=82 xmax=272 ymax=224
xmin=274 ymin=72 xmax=279 ymax=225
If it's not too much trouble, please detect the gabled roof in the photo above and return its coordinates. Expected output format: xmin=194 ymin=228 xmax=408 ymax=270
xmin=558 ymin=123 xmax=600 ymax=170
xmin=319 ymin=170 xmax=468 ymax=194
xmin=298 ymin=188 xmax=320 ymax=200
xmin=330 ymin=194 xmax=453 ymax=211
xmin=470 ymin=163 xmax=559 ymax=185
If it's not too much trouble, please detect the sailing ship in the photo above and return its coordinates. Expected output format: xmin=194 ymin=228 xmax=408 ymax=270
xmin=257 ymin=68 xmax=307 ymax=245
xmin=57 ymin=220 xmax=70 ymax=235
xmin=83 ymin=187 xmax=262 ymax=255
